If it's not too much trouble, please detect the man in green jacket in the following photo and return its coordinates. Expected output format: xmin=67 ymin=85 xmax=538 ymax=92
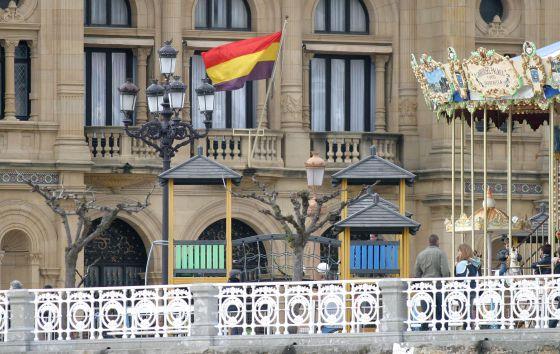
xmin=413 ymin=234 xmax=450 ymax=330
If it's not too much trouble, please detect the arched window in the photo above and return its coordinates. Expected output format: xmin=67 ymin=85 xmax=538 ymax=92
xmin=0 ymin=0 xmax=18 ymax=9
xmin=479 ymin=0 xmax=503 ymax=24
xmin=15 ymin=42 xmax=30 ymax=120
xmin=195 ymin=0 xmax=250 ymax=30
xmin=314 ymin=0 xmax=368 ymax=34
xmin=84 ymin=0 xmax=131 ymax=27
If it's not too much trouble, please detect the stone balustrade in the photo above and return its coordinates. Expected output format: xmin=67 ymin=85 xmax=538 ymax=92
xmin=310 ymin=132 xmax=401 ymax=166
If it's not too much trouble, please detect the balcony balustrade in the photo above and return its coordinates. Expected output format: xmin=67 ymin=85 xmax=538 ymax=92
xmin=310 ymin=132 xmax=401 ymax=166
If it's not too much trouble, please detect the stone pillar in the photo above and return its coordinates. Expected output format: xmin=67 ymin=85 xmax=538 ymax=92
xmin=182 ymin=48 xmax=194 ymax=123
xmin=379 ymin=279 xmax=407 ymax=340
xmin=136 ymin=47 xmax=150 ymax=125
xmin=255 ymin=80 xmax=268 ymax=129
xmin=3 ymin=39 xmax=18 ymax=121
xmin=29 ymin=40 xmax=39 ymax=122
xmin=161 ymin=0 xmax=182 ymax=80
xmin=281 ymin=0 xmax=309 ymax=167
xmin=28 ymin=253 xmax=42 ymax=289
xmin=7 ymin=288 xmax=35 ymax=341
xmin=374 ymin=54 xmax=389 ymax=133
xmin=302 ymin=51 xmax=313 ymax=131
xmin=190 ymin=284 xmax=219 ymax=336
xmin=398 ymin=0 xmax=417 ymax=134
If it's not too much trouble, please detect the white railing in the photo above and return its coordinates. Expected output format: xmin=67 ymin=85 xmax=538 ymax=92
xmin=405 ymin=275 xmax=560 ymax=331
xmin=0 ymin=292 xmax=8 ymax=342
xmin=310 ymin=132 xmax=401 ymax=166
xmin=216 ymin=280 xmax=380 ymax=335
xmin=31 ymin=285 xmax=192 ymax=341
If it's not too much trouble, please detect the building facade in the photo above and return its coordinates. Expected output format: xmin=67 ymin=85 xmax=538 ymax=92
xmin=0 ymin=0 xmax=556 ymax=288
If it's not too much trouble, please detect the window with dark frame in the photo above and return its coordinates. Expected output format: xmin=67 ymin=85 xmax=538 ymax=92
xmin=190 ymin=53 xmax=255 ymax=130
xmin=84 ymin=0 xmax=131 ymax=27
xmin=314 ymin=0 xmax=368 ymax=34
xmin=85 ymin=48 xmax=134 ymax=126
xmin=310 ymin=55 xmax=374 ymax=132
xmin=14 ymin=41 xmax=30 ymax=120
xmin=194 ymin=0 xmax=250 ymax=31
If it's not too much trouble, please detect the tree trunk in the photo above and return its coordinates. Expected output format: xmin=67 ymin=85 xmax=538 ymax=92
xmin=65 ymin=249 xmax=78 ymax=288
xmin=293 ymin=243 xmax=305 ymax=281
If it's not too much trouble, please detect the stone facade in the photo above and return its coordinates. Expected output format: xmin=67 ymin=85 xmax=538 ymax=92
xmin=0 ymin=0 xmax=556 ymax=287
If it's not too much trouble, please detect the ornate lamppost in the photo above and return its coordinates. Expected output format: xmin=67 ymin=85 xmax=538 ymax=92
xmin=118 ymin=41 xmax=215 ymax=284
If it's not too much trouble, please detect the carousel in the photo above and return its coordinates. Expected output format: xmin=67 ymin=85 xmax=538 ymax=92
xmin=411 ymin=41 xmax=560 ymax=275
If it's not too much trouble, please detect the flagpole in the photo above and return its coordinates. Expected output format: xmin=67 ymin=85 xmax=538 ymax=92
xmin=248 ymin=17 xmax=288 ymax=167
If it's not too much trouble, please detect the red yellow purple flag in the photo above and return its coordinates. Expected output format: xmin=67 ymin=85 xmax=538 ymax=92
xmin=201 ymin=32 xmax=281 ymax=91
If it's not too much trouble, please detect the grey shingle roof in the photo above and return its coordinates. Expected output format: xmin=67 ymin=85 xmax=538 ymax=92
xmin=331 ymin=146 xmax=415 ymax=186
xmin=348 ymin=192 xmax=413 ymax=218
xmin=159 ymin=149 xmax=242 ymax=185
xmin=335 ymin=193 xmax=420 ymax=234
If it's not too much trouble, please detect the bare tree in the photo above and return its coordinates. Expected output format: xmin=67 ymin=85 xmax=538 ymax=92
xmin=233 ymin=177 xmax=370 ymax=281
xmin=22 ymin=175 xmax=153 ymax=288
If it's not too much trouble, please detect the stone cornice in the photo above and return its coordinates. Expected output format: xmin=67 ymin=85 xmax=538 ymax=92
xmin=0 ymin=120 xmax=58 ymax=131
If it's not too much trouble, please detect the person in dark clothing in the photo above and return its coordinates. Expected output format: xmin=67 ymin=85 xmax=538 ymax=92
xmin=227 ymin=271 xmax=242 ymax=335
xmin=497 ymin=239 xmax=522 ymax=276
xmin=532 ymin=244 xmax=552 ymax=274
xmin=455 ymin=244 xmax=481 ymax=329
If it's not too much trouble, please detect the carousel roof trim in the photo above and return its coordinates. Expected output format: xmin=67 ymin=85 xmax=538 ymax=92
xmin=411 ymin=40 xmax=560 ymax=126
xmin=331 ymin=146 xmax=416 ymax=186
xmin=159 ymin=147 xmax=242 ymax=185
xmin=334 ymin=193 xmax=420 ymax=234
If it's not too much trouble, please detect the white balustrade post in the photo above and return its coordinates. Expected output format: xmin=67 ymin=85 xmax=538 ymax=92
xmin=379 ymin=279 xmax=407 ymax=337
xmin=7 ymin=285 xmax=35 ymax=342
xmin=190 ymin=284 xmax=219 ymax=337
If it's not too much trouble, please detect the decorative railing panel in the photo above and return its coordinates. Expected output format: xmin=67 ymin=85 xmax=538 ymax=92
xmin=0 ymin=292 xmax=8 ymax=342
xmin=405 ymin=275 xmax=560 ymax=331
xmin=217 ymin=280 xmax=381 ymax=335
xmin=310 ymin=132 xmax=401 ymax=166
xmin=32 ymin=285 xmax=192 ymax=341
xmin=193 ymin=129 xmax=284 ymax=168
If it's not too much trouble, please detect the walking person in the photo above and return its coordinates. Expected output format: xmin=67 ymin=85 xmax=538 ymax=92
xmin=413 ymin=234 xmax=450 ymax=330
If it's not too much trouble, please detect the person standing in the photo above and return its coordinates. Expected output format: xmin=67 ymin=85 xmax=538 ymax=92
xmin=413 ymin=234 xmax=450 ymax=330
xmin=455 ymin=243 xmax=481 ymax=329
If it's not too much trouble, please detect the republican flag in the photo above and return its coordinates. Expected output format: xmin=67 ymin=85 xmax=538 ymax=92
xmin=202 ymin=32 xmax=281 ymax=91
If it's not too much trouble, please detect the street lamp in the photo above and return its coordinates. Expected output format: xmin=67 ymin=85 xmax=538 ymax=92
xmin=118 ymin=40 xmax=215 ymax=285
xmin=305 ymin=151 xmax=326 ymax=216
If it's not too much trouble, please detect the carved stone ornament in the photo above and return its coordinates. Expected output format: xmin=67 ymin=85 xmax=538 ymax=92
xmin=487 ymin=15 xmax=505 ymax=37
xmin=462 ymin=47 xmax=521 ymax=99
xmin=411 ymin=53 xmax=453 ymax=109
xmin=0 ymin=1 xmax=23 ymax=23
xmin=520 ymin=41 xmax=546 ymax=96
xmin=280 ymin=94 xmax=302 ymax=113
xmin=399 ymin=97 xmax=417 ymax=118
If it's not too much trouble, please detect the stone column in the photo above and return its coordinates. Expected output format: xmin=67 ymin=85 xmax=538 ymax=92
xmin=28 ymin=253 xmax=42 ymax=289
xmin=136 ymin=47 xmax=150 ymax=125
xmin=398 ymin=0 xmax=417 ymax=134
xmin=255 ymin=80 xmax=268 ymax=129
xmin=190 ymin=284 xmax=219 ymax=336
xmin=281 ymin=0 xmax=309 ymax=167
xmin=29 ymin=40 xmax=39 ymax=121
xmin=379 ymin=279 xmax=407 ymax=340
xmin=374 ymin=54 xmax=389 ymax=133
xmin=7 ymin=288 xmax=35 ymax=342
xmin=161 ymin=0 xmax=182 ymax=80
xmin=182 ymin=48 xmax=194 ymax=123
xmin=3 ymin=39 xmax=18 ymax=121
xmin=302 ymin=51 xmax=314 ymax=131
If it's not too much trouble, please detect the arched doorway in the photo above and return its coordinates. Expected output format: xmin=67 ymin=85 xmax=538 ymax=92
xmin=197 ymin=218 xmax=263 ymax=278
xmin=1 ymin=230 xmax=32 ymax=289
xmin=84 ymin=219 xmax=147 ymax=287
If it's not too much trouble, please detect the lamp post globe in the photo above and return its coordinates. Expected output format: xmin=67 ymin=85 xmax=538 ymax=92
xmin=146 ymin=80 xmax=165 ymax=114
xmin=196 ymin=77 xmax=216 ymax=128
xmin=168 ymin=76 xmax=187 ymax=112
xmin=158 ymin=40 xmax=178 ymax=77
xmin=118 ymin=78 xmax=139 ymax=126
xmin=305 ymin=151 xmax=326 ymax=188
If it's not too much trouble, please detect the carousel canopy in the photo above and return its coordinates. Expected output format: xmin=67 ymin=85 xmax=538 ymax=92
xmin=411 ymin=40 xmax=560 ymax=129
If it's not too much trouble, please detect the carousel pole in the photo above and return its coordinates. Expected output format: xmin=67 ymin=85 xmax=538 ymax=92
xmin=483 ymin=107 xmax=489 ymax=276
xmin=507 ymin=108 xmax=512 ymax=253
xmin=451 ymin=113 xmax=456 ymax=266
xmin=550 ymin=103 xmax=555 ymax=271
xmin=471 ymin=112 xmax=475 ymax=251
xmin=460 ymin=112 xmax=465 ymax=244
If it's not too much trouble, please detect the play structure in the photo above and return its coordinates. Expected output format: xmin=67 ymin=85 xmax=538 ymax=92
xmin=411 ymin=40 xmax=560 ymax=274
